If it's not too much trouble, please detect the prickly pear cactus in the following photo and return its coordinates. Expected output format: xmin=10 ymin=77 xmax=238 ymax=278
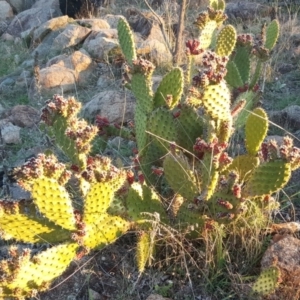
xmin=0 ymin=95 xmax=132 ymax=298
xmin=252 ymin=266 xmax=280 ymax=296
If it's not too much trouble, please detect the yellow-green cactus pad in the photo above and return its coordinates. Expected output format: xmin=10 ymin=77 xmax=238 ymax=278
xmin=117 ymin=17 xmax=137 ymax=64
xmin=136 ymin=231 xmax=152 ymax=273
xmin=126 ymin=183 xmax=167 ymax=223
xmin=0 ymin=209 xmax=70 ymax=243
xmin=132 ymin=73 xmax=153 ymax=114
xmin=84 ymin=177 xmax=126 ymax=219
xmin=245 ymin=108 xmax=268 ymax=156
xmin=216 ymin=25 xmax=236 ymax=57
xmin=244 ymin=161 xmax=291 ymax=197
xmin=163 ymin=152 xmax=199 ymax=200
xmin=265 ymin=20 xmax=280 ymax=51
xmin=31 ymin=177 xmax=76 ymax=231
xmin=153 ymin=67 xmax=184 ymax=109
xmin=83 ymin=213 xmax=129 ymax=249
xmin=252 ymin=266 xmax=280 ymax=296
xmin=199 ymin=20 xmax=217 ymax=49
xmin=224 ymin=154 xmax=259 ymax=182
xmin=2 ymin=243 xmax=78 ymax=298
xmin=225 ymin=61 xmax=243 ymax=88
xmin=202 ymin=81 xmax=231 ymax=120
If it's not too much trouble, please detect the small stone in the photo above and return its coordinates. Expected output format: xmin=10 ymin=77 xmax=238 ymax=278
xmin=1 ymin=122 xmax=21 ymax=144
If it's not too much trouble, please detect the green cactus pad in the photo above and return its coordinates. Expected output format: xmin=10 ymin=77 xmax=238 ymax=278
xmin=147 ymin=107 xmax=177 ymax=152
xmin=252 ymin=266 xmax=280 ymax=296
xmin=225 ymin=154 xmax=259 ymax=182
xmin=199 ymin=20 xmax=217 ymax=49
xmin=265 ymin=20 xmax=280 ymax=51
xmin=249 ymin=60 xmax=262 ymax=90
xmin=216 ymin=25 xmax=236 ymax=57
xmin=244 ymin=161 xmax=291 ymax=197
xmin=108 ymin=197 xmax=127 ymax=216
xmin=217 ymin=0 xmax=225 ymax=11
xmin=136 ymin=231 xmax=152 ymax=273
xmin=31 ymin=177 xmax=76 ymax=231
xmin=225 ymin=61 xmax=243 ymax=88
xmin=132 ymin=73 xmax=153 ymax=114
xmin=176 ymin=105 xmax=204 ymax=152
xmin=126 ymin=183 xmax=167 ymax=223
xmin=163 ymin=152 xmax=200 ymax=200
xmin=117 ymin=17 xmax=137 ymax=65
xmin=2 ymin=243 xmax=78 ymax=298
xmin=245 ymin=108 xmax=268 ymax=156
xmin=83 ymin=213 xmax=129 ymax=250
xmin=202 ymin=81 xmax=231 ymax=120
xmin=134 ymin=106 xmax=148 ymax=152
xmin=233 ymin=46 xmax=251 ymax=83
xmin=153 ymin=67 xmax=184 ymax=109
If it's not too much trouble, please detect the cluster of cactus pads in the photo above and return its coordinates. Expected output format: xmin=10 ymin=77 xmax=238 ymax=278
xmin=0 ymin=0 xmax=296 ymax=298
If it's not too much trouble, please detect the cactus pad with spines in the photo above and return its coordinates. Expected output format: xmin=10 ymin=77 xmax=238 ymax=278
xmin=215 ymin=25 xmax=236 ymax=57
xmin=117 ymin=17 xmax=137 ymax=65
xmin=225 ymin=61 xmax=243 ymax=88
xmin=0 ymin=243 xmax=78 ymax=299
xmin=265 ymin=19 xmax=280 ymax=51
xmin=0 ymin=203 xmax=70 ymax=243
xmin=199 ymin=20 xmax=217 ymax=49
xmin=131 ymin=73 xmax=154 ymax=114
xmin=233 ymin=46 xmax=251 ymax=83
xmin=163 ymin=152 xmax=200 ymax=200
xmin=252 ymin=266 xmax=280 ymax=296
xmin=225 ymin=154 xmax=259 ymax=182
xmin=136 ymin=231 xmax=152 ymax=273
xmin=244 ymin=161 xmax=291 ymax=197
xmin=245 ymin=108 xmax=268 ymax=156
xmin=31 ymin=177 xmax=77 ymax=230
xmin=176 ymin=104 xmax=204 ymax=152
xmin=126 ymin=183 xmax=167 ymax=223
xmin=153 ymin=67 xmax=184 ymax=109
xmin=147 ymin=108 xmax=177 ymax=153
xmin=202 ymin=81 xmax=231 ymax=120
xmin=83 ymin=213 xmax=129 ymax=249
xmin=134 ymin=106 xmax=148 ymax=152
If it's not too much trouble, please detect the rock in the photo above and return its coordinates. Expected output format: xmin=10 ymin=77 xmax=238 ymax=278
xmin=270 ymin=105 xmax=300 ymax=131
xmin=140 ymin=39 xmax=172 ymax=65
xmin=0 ymin=122 xmax=21 ymax=144
xmin=103 ymin=14 xmax=123 ymax=28
xmin=82 ymin=90 xmax=135 ymax=123
xmin=0 ymin=1 xmax=14 ymax=21
xmin=9 ymin=183 xmax=31 ymax=200
xmin=39 ymin=65 xmax=76 ymax=94
xmin=6 ymin=0 xmax=35 ymax=13
xmin=46 ymin=49 xmax=96 ymax=83
xmin=32 ymin=15 xmax=70 ymax=44
xmin=6 ymin=0 xmax=61 ymax=37
xmin=15 ymin=70 xmax=32 ymax=88
xmin=0 ymin=77 xmax=15 ymax=89
xmin=76 ymin=18 xmax=110 ymax=30
xmin=83 ymin=34 xmax=119 ymax=60
xmin=50 ymin=23 xmax=91 ymax=51
xmin=225 ymin=2 xmax=273 ymax=21
xmin=260 ymin=235 xmax=300 ymax=299
xmin=87 ymin=289 xmax=101 ymax=300
xmin=1 ymin=32 xmax=14 ymax=41
xmin=7 ymin=105 xmax=40 ymax=128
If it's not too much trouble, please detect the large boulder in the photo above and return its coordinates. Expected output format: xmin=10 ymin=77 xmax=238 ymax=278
xmin=82 ymin=90 xmax=136 ymax=124
xmin=37 ymin=49 xmax=96 ymax=94
xmin=6 ymin=0 xmax=61 ymax=36
xmin=6 ymin=0 xmax=36 ymax=13
xmin=0 ymin=1 xmax=14 ymax=21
